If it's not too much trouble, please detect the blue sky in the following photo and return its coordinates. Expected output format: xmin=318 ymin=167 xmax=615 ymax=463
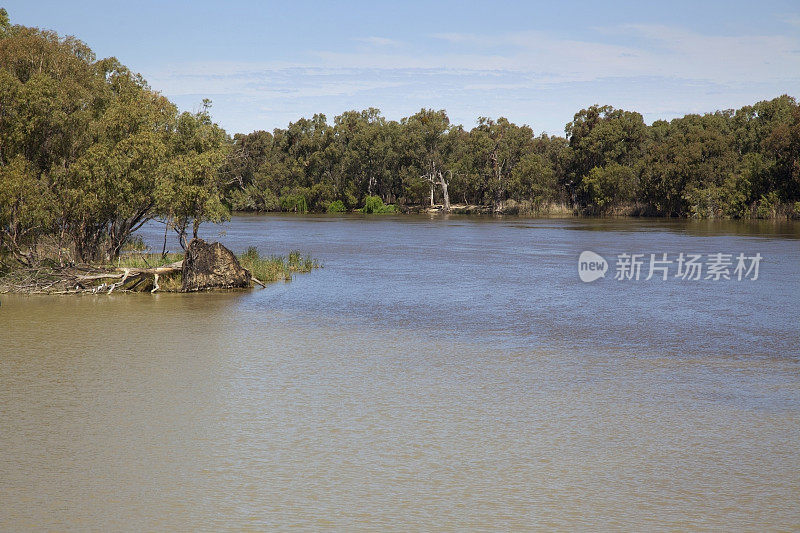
xmin=5 ymin=0 xmax=800 ymax=135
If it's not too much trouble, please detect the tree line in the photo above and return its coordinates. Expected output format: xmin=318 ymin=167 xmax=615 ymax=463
xmin=227 ymin=98 xmax=799 ymax=219
xmin=1 ymin=10 xmax=799 ymax=267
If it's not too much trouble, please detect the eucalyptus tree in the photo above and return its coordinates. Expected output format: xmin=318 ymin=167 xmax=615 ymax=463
xmin=733 ymin=95 xmax=800 ymax=202
xmin=401 ymin=109 xmax=455 ymax=210
xmin=157 ymin=101 xmax=230 ymax=246
xmin=66 ymin=60 xmax=178 ymax=260
xmin=468 ymin=117 xmax=535 ymax=208
xmin=335 ymin=108 xmax=385 ymax=200
xmin=639 ymin=112 xmax=738 ymax=216
xmin=223 ymin=129 xmax=292 ymax=212
xmin=0 ymin=12 xmax=232 ymax=263
xmin=564 ymin=105 xmax=646 ymax=208
xmin=508 ymin=153 xmax=558 ymax=206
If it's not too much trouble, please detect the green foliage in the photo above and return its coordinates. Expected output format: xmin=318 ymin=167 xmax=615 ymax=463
xmin=158 ymin=107 xmax=231 ymax=244
xmin=362 ymin=195 xmax=397 ymax=214
xmin=0 ymin=13 xmax=230 ymax=265
xmin=122 ymin=235 xmax=147 ymax=252
xmin=565 ymin=105 xmax=646 ymax=202
xmin=279 ymin=193 xmax=308 ymax=213
xmin=683 ymin=172 xmax=751 ymax=219
xmin=219 ymin=96 xmax=799 ymax=219
xmin=228 ymin=185 xmax=279 ymax=212
xmin=509 ymin=153 xmax=557 ymax=205
xmin=755 ymin=192 xmax=782 ymax=219
xmin=581 ymin=164 xmax=638 ymax=212
xmin=0 ymin=155 xmax=55 ymax=264
xmin=326 ymin=200 xmax=346 ymax=213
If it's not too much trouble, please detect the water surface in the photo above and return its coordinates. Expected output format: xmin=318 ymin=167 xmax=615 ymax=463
xmin=2 ymin=215 xmax=799 ymax=530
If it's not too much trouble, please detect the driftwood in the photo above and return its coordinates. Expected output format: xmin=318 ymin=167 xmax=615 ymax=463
xmin=0 ymin=261 xmax=185 ymax=294
xmin=1 ymin=240 xmax=269 ymax=294
xmin=75 ymin=260 xmax=184 ymax=293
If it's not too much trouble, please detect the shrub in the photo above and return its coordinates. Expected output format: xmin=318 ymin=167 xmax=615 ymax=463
xmin=582 ymin=163 xmax=637 ymax=212
xmin=362 ymin=195 xmax=397 ymax=214
xmin=279 ymin=193 xmax=308 ymax=213
xmin=230 ymin=186 xmax=279 ymax=212
xmin=755 ymin=192 xmax=781 ymax=219
xmin=327 ymin=200 xmax=346 ymax=213
xmin=309 ymin=183 xmax=336 ymax=211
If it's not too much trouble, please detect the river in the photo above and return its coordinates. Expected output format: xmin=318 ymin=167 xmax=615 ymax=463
xmin=1 ymin=214 xmax=798 ymax=530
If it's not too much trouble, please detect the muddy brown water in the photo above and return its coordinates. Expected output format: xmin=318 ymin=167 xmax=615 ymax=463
xmin=2 ymin=215 xmax=798 ymax=530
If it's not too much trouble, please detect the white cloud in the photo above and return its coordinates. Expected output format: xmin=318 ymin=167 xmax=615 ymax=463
xmin=430 ymin=26 xmax=800 ymax=83
xmin=143 ymin=24 xmax=800 ymax=135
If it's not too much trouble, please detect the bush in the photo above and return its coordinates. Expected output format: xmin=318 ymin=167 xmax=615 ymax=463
xmin=308 ymin=183 xmax=336 ymax=211
xmin=327 ymin=200 xmax=346 ymax=213
xmin=230 ymin=186 xmax=279 ymax=212
xmin=582 ymin=163 xmax=637 ymax=212
xmin=362 ymin=195 xmax=397 ymax=214
xmin=279 ymin=193 xmax=308 ymax=213
xmin=755 ymin=192 xmax=781 ymax=219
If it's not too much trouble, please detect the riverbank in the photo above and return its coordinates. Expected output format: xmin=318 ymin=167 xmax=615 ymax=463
xmin=0 ymin=247 xmax=318 ymax=295
xmin=237 ymin=199 xmax=800 ymax=219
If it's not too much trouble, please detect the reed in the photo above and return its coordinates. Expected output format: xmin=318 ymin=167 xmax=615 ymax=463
xmin=239 ymin=247 xmax=319 ymax=283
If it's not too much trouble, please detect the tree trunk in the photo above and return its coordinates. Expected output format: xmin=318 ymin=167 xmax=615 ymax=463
xmin=161 ymin=218 xmax=169 ymax=257
xmin=181 ymin=238 xmax=251 ymax=291
xmin=368 ymin=175 xmax=376 ymax=197
xmin=437 ymin=171 xmax=451 ymax=213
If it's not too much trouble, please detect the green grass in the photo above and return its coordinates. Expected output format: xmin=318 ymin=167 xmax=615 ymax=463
xmin=238 ymin=247 xmax=319 ymax=283
xmin=112 ymin=252 xmax=184 ymax=269
xmin=113 ymin=248 xmax=318 ymax=287
xmin=121 ymin=235 xmax=147 ymax=252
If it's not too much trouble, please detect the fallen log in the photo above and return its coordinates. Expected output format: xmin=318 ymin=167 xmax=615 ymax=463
xmin=70 ymin=260 xmax=184 ymax=293
xmin=75 ymin=260 xmax=183 ymax=282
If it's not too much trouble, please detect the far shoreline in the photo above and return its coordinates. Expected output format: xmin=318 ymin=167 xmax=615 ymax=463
xmin=226 ymin=204 xmax=800 ymax=221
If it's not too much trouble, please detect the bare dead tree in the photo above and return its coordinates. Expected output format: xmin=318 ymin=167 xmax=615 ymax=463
xmin=421 ymin=166 xmax=451 ymax=213
xmin=423 ymin=172 xmax=436 ymax=207
xmin=437 ymin=170 xmax=451 ymax=213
